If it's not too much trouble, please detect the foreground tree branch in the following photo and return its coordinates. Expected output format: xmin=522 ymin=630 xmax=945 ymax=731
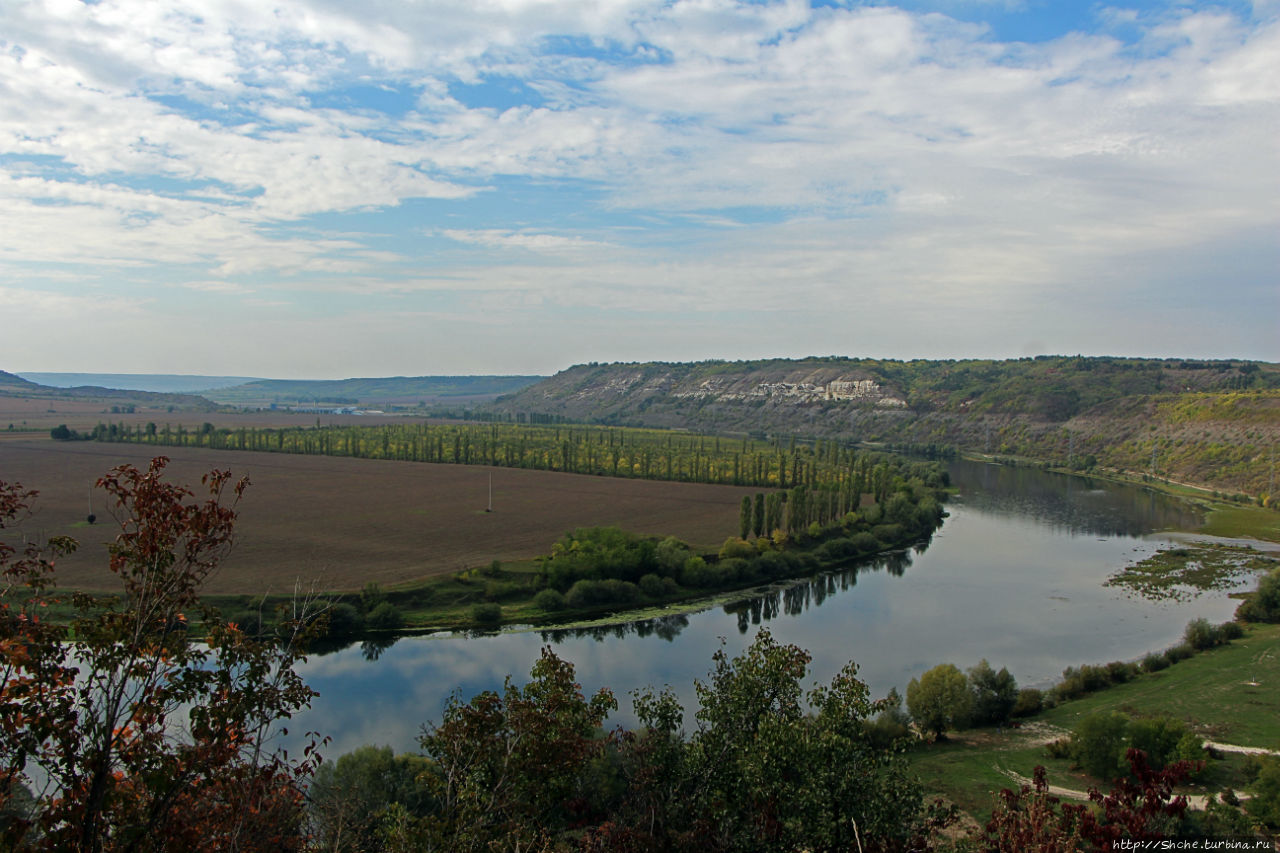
xmin=0 ymin=457 xmax=323 ymax=852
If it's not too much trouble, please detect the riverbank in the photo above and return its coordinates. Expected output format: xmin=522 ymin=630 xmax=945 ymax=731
xmin=909 ymin=621 xmax=1280 ymax=825
xmin=209 ymin=493 xmax=947 ymax=641
xmin=959 ymin=450 xmax=1280 ymax=543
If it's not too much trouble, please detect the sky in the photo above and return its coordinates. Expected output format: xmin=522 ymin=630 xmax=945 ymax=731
xmin=1 ymin=0 xmax=1277 ymax=379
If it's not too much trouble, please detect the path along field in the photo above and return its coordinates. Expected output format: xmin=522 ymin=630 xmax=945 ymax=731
xmin=0 ymin=438 xmax=756 ymax=595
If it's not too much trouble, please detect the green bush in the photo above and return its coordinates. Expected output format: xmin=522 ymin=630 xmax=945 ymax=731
xmin=1104 ymin=661 xmax=1138 ymax=684
xmin=325 ymin=602 xmax=364 ymax=636
xmin=1071 ymin=711 xmax=1129 ymax=780
xmin=483 ymin=580 xmax=522 ymax=601
xmin=1245 ymin=757 xmax=1280 ymax=828
xmin=1011 ymin=688 xmax=1043 ymax=718
xmin=1217 ymin=620 xmax=1244 ymax=641
xmin=367 ymin=601 xmax=404 ymax=631
xmin=1141 ymin=652 xmax=1170 ymax=673
xmin=564 ymin=579 xmax=641 ymax=608
xmin=1175 ymin=731 xmax=1207 ymax=772
xmin=1044 ymin=737 xmax=1072 ymax=759
xmin=1128 ymin=716 xmax=1187 ymax=769
xmin=533 ymin=589 xmax=566 ymax=611
xmin=1165 ymin=643 xmax=1194 ymax=662
xmin=680 ymin=556 xmax=714 ymax=587
xmin=638 ymin=574 xmax=666 ymax=598
xmin=1184 ymin=618 xmax=1219 ymax=651
xmin=871 ymin=523 xmax=903 ymax=543
xmin=968 ymin=660 xmax=1017 ymax=727
xmin=565 ymin=580 xmax=603 ymax=607
xmin=470 ymin=602 xmax=502 ymax=625
xmin=359 ymin=582 xmax=385 ymax=612
xmin=718 ymin=537 xmax=756 ymax=560
xmin=863 ymin=688 xmax=913 ymax=749
xmin=1237 ymin=568 xmax=1280 ymax=623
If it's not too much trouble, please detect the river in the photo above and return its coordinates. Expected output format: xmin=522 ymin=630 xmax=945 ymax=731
xmin=290 ymin=459 xmax=1245 ymax=758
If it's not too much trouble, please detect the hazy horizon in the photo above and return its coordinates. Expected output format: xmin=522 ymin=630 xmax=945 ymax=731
xmin=12 ymin=350 xmax=1276 ymax=389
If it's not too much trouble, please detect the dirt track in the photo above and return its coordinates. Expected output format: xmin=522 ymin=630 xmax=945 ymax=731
xmin=0 ymin=439 xmax=755 ymax=594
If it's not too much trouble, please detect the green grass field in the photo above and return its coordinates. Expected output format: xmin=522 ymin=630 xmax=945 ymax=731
xmin=909 ymin=623 xmax=1280 ymax=824
xmin=1203 ymin=504 xmax=1280 ymax=542
xmin=1037 ymin=623 xmax=1280 ymax=747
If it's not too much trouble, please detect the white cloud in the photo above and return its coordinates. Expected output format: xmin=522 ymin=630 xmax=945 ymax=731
xmin=1 ymin=0 xmax=1276 ymax=370
xmin=180 ymin=280 xmax=254 ymax=294
xmin=441 ymin=228 xmax=612 ymax=253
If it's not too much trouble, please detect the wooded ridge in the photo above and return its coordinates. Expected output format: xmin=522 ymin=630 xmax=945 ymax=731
xmin=486 ymin=356 xmax=1280 ymax=497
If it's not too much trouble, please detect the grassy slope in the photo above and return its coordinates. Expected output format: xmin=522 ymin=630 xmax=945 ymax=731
xmin=910 ymin=623 xmax=1280 ymax=822
xmin=1035 ymin=623 xmax=1280 ymax=748
xmin=490 ymin=357 xmax=1280 ymax=498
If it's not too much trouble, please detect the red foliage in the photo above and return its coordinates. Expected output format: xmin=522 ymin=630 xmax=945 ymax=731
xmin=984 ymin=749 xmax=1197 ymax=852
xmin=0 ymin=458 xmax=322 ymax=852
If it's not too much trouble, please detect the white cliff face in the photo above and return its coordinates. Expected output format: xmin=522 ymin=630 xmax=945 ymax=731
xmin=671 ymin=377 xmax=907 ymax=407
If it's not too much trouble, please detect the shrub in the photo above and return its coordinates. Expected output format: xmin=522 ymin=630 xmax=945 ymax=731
xmin=750 ymin=551 xmax=788 ymax=580
xmin=1245 ymin=757 xmax=1280 ymax=828
xmin=907 ymin=663 xmax=972 ymax=739
xmin=367 ymin=601 xmax=404 ymax=631
xmin=599 ymin=579 xmax=641 ymax=604
xmin=680 ymin=556 xmax=714 ymax=587
xmin=816 ymin=537 xmax=859 ymax=562
xmin=1165 ymin=643 xmax=1194 ymax=662
xmin=1236 ymin=568 xmax=1280 ymax=623
xmin=565 ymin=579 xmax=605 ymax=607
xmin=1184 ymin=618 xmax=1219 ymax=651
xmin=484 ymin=580 xmax=522 ymax=601
xmin=533 ymin=589 xmax=566 ymax=611
xmin=715 ymin=558 xmax=748 ymax=584
xmin=1175 ymin=731 xmax=1207 ymax=772
xmin=655 ymin=536 xmax=690 ymax=576
xmin=718 ymin=537 xmax=756 ymax=560
xmin=968 ymin=659 xmax=1017 ymax=727
xmin=1128 ymin=716 xmax=1188 ymax=770
xmin=848 ymin=531 xmax=883 ymax=554
xmin=863 ymin=688 xmax=913 ymax=749
xmin=565 ymin=579 xmax=641 ymax=607
xmin=1011 ymin=688 xmax=1043 ymax=718
xmin=871 ymin=523 xmax=903 ymax=543
xmin=1105 ymin=661 xmax=1138 ymax=684
xmin=638 ymin=573 xmax=666 ymax=598
xmin=360 ymin=582 xmax=386 ymax=612
xmin=470 ymin=603 xmax=502 ymax=625
xmin=792 ymin=552 xmax=820 ymax=574
xmin=1071 ymin=712 xmax=1129 ymax=780
xmin=325 ymin=602 xmax=364 ymax=636
xmin=1141 ymin=652 xmax=1170 ymax=673
xmin=1217 ymin=620 xmax=1244 ymax=641
xmin=1044 ymin=737 xmax=1072 ymax=760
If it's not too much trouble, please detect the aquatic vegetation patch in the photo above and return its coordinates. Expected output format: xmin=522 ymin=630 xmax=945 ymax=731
xmin=1106 ymin=544 xmax=1279 ymax=602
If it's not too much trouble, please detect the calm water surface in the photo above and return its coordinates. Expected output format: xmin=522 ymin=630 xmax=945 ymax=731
xmin=292 ymin=461 xmax=1242 ymax=757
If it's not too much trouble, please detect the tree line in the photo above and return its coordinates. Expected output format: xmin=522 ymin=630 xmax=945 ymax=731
xmin=78 ymin=419 xmax=949 ymax=494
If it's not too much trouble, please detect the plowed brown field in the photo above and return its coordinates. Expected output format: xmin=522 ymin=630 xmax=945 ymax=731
xmin=0 ymin=439 xmax=754 ymax=594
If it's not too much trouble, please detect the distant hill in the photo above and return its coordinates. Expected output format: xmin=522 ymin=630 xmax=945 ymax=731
xmin=489 ymin=356 xmax=1280 ymax=497
xmin=0 ymin=371 xmax=219 ymax=410
xmin=0 ymin=370 xmax=40 ymax=391
xmin=204 ymin=375 xmax=545 ymax=407
xmin=15 ymin=373 xmax=261 ymax=394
